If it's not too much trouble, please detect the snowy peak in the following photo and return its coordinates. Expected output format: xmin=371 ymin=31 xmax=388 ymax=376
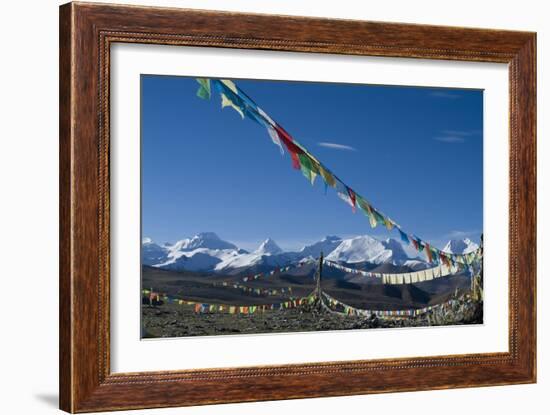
xmin=443 ymin=238 xmax=479 ymax=254
xmin=141 ymin=232 xmax=432 ymax=273
xmin=299 ymin=235 xmax=343 ymax=258
xmin=325 ymin=235 xmax=413 ymax=265
xmin=381 ymin=238 xmax=410 ymax=263
xmin=254 ymin=238 xmax=283 ymax=255
xmin=172 ymin=232 xmax=238 ymax=252
xmin=141 ymin=237 xmax=169 ymax=266
xmin=326 ymin=235 xmax=385 ymax=263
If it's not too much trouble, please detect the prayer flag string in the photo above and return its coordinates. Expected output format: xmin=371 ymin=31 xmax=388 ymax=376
xmin=322 ymin=255 xmax=480 ymax=285
xmin=195 ymin=78 xmax=482 ymax=265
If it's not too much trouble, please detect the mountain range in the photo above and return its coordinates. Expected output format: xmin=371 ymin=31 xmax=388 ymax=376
xmin=142 ymin=232 xmax=479 ymax=275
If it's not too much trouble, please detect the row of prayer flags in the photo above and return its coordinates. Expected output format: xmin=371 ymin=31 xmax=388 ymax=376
xmin=196 ymin=78 xmax=482 ymax=266
xmin=143 ymin=288 xmax=461 ymax=318
xmin=322 ymin=292 xmax=455 ymax=318
xmin=213 ymin=281 xmax=292 ymax=297
xmin=193 ymin=295 xmax=315 ymax=314
xmin=322 ymin=259 xmax=471 ymax=284
xmin=142 ymin=289 xmax=315 ymax=315
xmin=240 ymin=262 xmax=307 ymax=282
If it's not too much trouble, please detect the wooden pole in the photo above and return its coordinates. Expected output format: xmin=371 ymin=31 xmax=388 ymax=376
xmin=316 ymin=252 xmax=324 ymax=301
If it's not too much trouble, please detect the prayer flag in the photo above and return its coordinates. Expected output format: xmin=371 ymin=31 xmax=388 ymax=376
xmin=298 ymin=153 xmax=318 ymax=185
xmin=425 ymin=243 xmax=433 ymax=262
xmin=318 ymin=165 xmax=336 ymax=188
xmin=337 ymin=187 xmax=355 ymax=211
xmin=266 ymin=125 xmax=285 ymax=155
xmin=347 ymin=187 xmax=356 ymax=212
xmin=357 ymin=196 xmax=377 ymax=228
xmin=431 ymin=247 xmax=439 ymax=264
xmin=425 ymin=267 xmax=434 ymax=280
xmin=372 ymin=208 xmax=386 ymax=226
xmin=398 ymin=228 xmax=410 ymax=244
xmin=220 ymin=79 xmax=238 ymax=94
xmin=221 ymin=93 xmax=244 ymax=118
xmin=196 ymin=78 xmax=211 ymax=99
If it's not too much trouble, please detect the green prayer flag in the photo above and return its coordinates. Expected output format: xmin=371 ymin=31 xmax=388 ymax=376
xmin=372 ymin=208 xmax=386 ymax=226
xmin=357 ymin=196 xmax=377 ymax=228
xmin=298 ymin=154 xmax=318 ymax=185
xmin=196 ymin=78 xmax=211 ymax=99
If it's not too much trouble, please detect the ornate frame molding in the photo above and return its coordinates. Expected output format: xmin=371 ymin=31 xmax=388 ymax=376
xmin=60 ymin=2 xmax=536 ymax=412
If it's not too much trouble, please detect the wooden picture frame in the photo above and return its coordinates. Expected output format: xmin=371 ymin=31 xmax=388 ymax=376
xmin=59 ymin=2 xmax=536 ymax=412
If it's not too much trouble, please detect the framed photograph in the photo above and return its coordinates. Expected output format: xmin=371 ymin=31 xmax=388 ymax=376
xmin=59 ymin=2 xmax=536 ymax=412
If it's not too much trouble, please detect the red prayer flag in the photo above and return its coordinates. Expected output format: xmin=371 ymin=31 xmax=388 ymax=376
xmin=274 ymin=124 xmax=303 ymax=170
xmin=425 ymin=243 xmax=433 ymax=262
xmin=289 ymin=151 xmax=301 ymax=169
xmin=346 ymin=187 xmax=356 ymax=213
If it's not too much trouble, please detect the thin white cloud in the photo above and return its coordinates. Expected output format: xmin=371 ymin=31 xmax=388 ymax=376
xmin=430 ymin=91 xmax=462 ymax=99
xmin=434 ymin=129 xmax=481 ymax=144
xmin=442 ymin=129 xmax=480 ymax=137
xmin=433 ymin=136 xmax=465 ymax=143
xmin=318 ymin=142 xmax=357 ymax=151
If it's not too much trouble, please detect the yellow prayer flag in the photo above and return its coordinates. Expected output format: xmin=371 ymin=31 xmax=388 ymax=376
xmin=357 ymin=197 xmax=378 ymax=228
xmin=220 ymin=79 xmax=238 ymax=94
xmin=318 ymin=165 xmax=336 ymax=188
xmin=221 ymin=94 xmax=244 ymax=119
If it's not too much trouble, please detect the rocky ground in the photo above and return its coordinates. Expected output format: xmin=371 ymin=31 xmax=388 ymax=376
xmin=141 ymin=294 xmax=483 ymax=338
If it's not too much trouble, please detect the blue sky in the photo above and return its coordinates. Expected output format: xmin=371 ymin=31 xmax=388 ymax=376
xmin=141 ymin=75 xmax=483 ymax=251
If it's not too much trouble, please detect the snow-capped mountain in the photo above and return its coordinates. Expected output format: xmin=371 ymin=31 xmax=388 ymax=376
xmin=298 ymin=235 xmax=343 ymax=258
xmin=149 ymin=232 xmax=244 ymax=272
xmin=169 ymin=232 xmax=237 ymax=252
xmin=325 ymin=235 xmax=411 ymax=265
xmin=325 ymin=235 xmax=384 ymax=263
xmin=142 ymin=232 xmax=429 ymax=274
xmin=142 ymin=238 xmax=169 ymax=266
xmin=443 ymin=238 xmax=479 ymax=254
xmin=213 ymin=238 xmax=292 ymax=273
xmin=254 ymin=238 xmax=283 ymax=255
xmin=381 ymin=238 xmax=412 ymax=264
xmin=403 ymin=259 xmax=430 ymax=271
